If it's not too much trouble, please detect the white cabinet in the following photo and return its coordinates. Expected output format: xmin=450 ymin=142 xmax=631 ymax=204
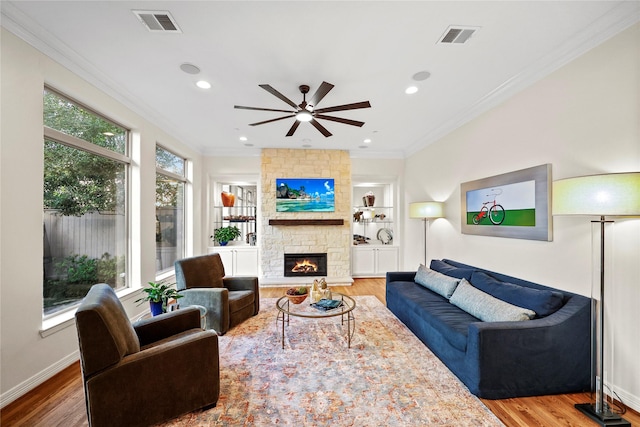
xmin=352 ymin=246 xmax=398 ymax=277
xmin=207 ymin=246 xmax=258 ymax=276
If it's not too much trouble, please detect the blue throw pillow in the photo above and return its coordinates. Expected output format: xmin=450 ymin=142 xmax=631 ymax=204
xmin=470 ymin=271 xmax=564 ymax=317
xmin=450 ymin=279 xmax=536 ymax=322
xmin=415 ymin=264 xmax=460 ymax=299
xmin=430 ymin=259 xmax=474 ymax=281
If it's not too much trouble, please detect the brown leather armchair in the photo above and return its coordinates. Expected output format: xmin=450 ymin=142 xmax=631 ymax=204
xmin=75 ymin=284 xmax=219 ymax=427
xmin=174 ymin=253 xmax=259 ymax=334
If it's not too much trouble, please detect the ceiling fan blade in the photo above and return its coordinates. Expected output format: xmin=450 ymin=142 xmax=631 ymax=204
xmin=235 ymin=105 xmax=294 ymax=114
xmin=259 ymin=84 xmax=299 ymax=109
xmin=249 ymin=114 xmax=295 ymax=126
xmin=314 ymin=101 xmax=371 ymax=114
xmin=285 ymin=120 xmax=301 ymax=137
xmin=309 ymin=81 xmax=334 ymax=108
xmin=310 ymin=119 xmax=332 ymax=137
xmin=315 ymin=114 xmax=365 ymax=127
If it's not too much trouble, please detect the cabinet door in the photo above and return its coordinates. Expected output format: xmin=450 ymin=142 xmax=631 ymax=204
xmin=213 ymin=249 xmax=234 ymax=274
xmin=234 ymin=248 xmax=258 ymax=276
xmin=352 ymin=247 xmax=376 ymax=276
xmin=375 ymin=247 xmax=398 ymax=274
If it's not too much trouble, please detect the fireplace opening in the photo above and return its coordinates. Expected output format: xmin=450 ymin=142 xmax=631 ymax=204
xmin=284 ymin=253 xmax=327 ymax=277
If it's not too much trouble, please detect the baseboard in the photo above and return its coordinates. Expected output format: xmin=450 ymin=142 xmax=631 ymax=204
xmin=0 ymin=351 xmax=79 ymax=409
xmin=615 ymin=386 xmax=640 ymax=415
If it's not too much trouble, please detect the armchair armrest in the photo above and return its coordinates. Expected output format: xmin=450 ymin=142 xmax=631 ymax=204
xmin=133 ymin=307 xmax=200 ymax=347
xmin=223 ymin=276 xmax=259 ymax=293
xmin=178 ymin=287 xmax=229 ymax=333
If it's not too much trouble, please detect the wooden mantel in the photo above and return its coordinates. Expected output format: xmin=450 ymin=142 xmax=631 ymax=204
xmin=268 ymin=219 xmax=345 ymax=226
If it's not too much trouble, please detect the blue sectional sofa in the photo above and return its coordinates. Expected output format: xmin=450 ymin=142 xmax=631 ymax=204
xmin=386 ymin=259 xmax=591 ymax=399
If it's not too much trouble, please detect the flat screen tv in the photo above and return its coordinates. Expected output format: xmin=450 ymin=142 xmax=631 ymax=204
xmin=276 ymin=178 xmax=335 ymax=212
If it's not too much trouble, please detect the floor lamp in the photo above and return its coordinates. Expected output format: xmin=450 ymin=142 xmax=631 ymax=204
xmin=553 ymin=172 xmax=639 ymax=427
xmin=409 ymin=201 xmax=444 ymax=266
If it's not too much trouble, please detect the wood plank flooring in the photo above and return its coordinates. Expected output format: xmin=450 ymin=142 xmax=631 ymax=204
xmin=2 ymin=278 xmax=638 ymax=426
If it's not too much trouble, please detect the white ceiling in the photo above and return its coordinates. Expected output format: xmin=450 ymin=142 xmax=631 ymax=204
xmin=2 ymin=1 xmax=639 ymax=158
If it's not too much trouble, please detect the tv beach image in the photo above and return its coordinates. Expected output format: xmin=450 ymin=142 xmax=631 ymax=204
xmin=276 ymin=178 xmax=335 ymax=212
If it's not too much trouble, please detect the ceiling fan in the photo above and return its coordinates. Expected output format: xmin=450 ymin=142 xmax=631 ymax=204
xmin=234 ymin=82 xmax=371 ymax=137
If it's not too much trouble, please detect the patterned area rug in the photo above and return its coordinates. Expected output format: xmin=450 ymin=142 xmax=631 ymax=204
xmin=163 ymin=296 xmax=503 ymax=426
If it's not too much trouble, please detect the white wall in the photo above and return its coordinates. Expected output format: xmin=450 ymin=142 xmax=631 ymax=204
xmin=403 ymin=23 xmax=640 ymax=410
xmin=0 ymin=29 xmax=204 ymax=405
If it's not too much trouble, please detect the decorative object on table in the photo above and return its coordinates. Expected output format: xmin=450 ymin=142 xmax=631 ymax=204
xmin=135 ymin=281 xmax=183 ymax=315
xmin=286 ymin=286 xmax=308 ymax=304
xmin=212 ymin=225 xmax=241 ymax=246
xmin=362 ymin=191 xmax=375 ymax=207
xmin=409 ymin=201 xmax=444 ymax=264
xmin=319 ymin=278 xmax=331 ymax=299
xmin=310 ymin=280 xmax=322 ymax=303
xmin=377 ymin=227 xmax=393 ymax=245
xmin=553 ymin=172 xmax=639 ymax=427
xmin=311 ymin=298 xmax=344 ymax=311
xmin=460 ymin=164 xmax=552 ymax=241
xmin=221 ymin=191 xmax=236 ymax=207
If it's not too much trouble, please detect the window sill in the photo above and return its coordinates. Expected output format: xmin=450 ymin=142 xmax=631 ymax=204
xmin=39 ymin=286 xmax=141 ymax=338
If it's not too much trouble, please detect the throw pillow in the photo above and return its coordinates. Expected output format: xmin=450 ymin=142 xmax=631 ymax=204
xmin=430 ymin=259 xmax=474 ymax=281
xmin=415 ymin=264 xmax=460 ymax=299
xmin=470 ymin=271 xmax=564 ymax=317
xmin=449 ymin=279 xmax=536 ymax=322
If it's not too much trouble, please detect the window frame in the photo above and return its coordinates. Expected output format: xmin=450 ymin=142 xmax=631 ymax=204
xmin=42 ymin=86 xmax=132 ymax=320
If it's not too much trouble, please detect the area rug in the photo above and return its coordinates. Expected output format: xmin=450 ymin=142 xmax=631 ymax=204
xmin=162 ymin=296 xmax=503 ymax=426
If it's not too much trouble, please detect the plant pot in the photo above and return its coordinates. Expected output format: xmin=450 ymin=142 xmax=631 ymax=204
xmin=150 ymin=300 xmax=164 ymax=316
xmin=218 ymin=241 xmax=228 ymax=246
xmin=221 ymin=192 xmax=236 ymax=207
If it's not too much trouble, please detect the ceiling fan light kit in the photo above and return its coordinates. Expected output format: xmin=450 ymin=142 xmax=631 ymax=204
xmin=234 ymin=81 xmax=371 ymax=137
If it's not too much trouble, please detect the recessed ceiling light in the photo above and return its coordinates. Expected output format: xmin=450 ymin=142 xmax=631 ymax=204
xmin=196 ymin=80 xmax=211 ymax=89
xmin=239 ymin=136 xmax=248 ymax=141
xmin=405 ymin=86 xmax=418 ymax=95
xmin=413 ymin=71 xmax=431 ymax=81
xmin=363 ymin=138 xmax=372 ymax=143
xmin=180 ymin=63 xmax=200 ymax=74
xmin=244 ymin=143 xmax=254 ymax=147
xmin=302 ymin=144 xmax=312 ymax=148
xmin=359 ymin=145 xmax=369 ymax=149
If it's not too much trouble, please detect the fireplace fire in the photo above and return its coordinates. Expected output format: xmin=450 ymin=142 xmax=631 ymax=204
xmin=284 ymin=253 xmax=327 ymax=277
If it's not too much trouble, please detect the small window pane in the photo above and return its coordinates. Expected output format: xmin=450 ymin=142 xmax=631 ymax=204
xmin=43 ymin=140 xmax=127 ymax=316
xmin=156 ymin=146 xmax=185 ymax=176
xmin=156 ymin=173 xmax=185 ymax=273
xmin=44 ymin=88 xmax=126 ymax=155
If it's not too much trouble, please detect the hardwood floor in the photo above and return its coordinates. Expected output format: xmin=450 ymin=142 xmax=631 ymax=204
xmin=2 ymin=278 xmax=638 ymax=426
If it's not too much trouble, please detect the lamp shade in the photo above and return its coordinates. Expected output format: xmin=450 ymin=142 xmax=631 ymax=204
xmin=552 ymin=172 xmax=640 ymax=216
xmin=409 ymin=201 xmax=444 ymax=219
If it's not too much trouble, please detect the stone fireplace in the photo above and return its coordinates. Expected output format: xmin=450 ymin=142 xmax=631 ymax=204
xmin=260 ymin=148 xmax=352 ymax=286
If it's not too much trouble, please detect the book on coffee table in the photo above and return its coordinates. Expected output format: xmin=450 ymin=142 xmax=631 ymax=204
xmin=311 ymin=299 xmax=344 ymax=311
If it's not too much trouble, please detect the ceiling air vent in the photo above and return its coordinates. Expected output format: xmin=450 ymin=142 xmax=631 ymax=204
xmin=438 ymin=26 xmax=479 ymax=44
xmin=132 ymin=10 xmax=182 ymax=33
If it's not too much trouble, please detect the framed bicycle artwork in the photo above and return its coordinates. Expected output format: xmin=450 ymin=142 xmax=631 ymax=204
xmin=460 ymin=164 xmax=552 ymax=241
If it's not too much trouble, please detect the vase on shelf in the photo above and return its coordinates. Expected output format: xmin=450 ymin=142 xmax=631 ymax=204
xmin=363 ymin=192 xmax=375 ymax=207
xmin=221 ymin=192 xmax=235 ymax=207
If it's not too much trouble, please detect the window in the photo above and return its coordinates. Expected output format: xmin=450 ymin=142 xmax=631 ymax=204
xmin=155 ymin=145 xmax=186 ymax=274
xmin=43 ymin=88 xmax=129 ymax=316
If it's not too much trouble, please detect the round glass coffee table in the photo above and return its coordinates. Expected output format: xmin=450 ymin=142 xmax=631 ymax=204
xmin=275 ymin=292 xmax=356 ymax=349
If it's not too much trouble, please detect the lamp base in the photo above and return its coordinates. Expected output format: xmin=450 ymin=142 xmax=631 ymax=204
xmin=575 ymin=403 xmax=630 ymax=426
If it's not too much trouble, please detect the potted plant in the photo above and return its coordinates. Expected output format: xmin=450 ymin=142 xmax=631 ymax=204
xmin=135 ymin=281 xmax=183 ymax=316
xmin=285 ymin=286 xmax=308 ymax=304
xmin=212 ymin=225 xmax=241 ymax=246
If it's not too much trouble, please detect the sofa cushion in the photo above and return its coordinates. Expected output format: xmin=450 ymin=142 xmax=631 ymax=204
xmin=386 ymin=281 xmax=474 ymax=351
xmin=450 ymin=279 xmax=536 ymax=322
xmin=470 ymin=271 xmax=564 ymax=317
xmin=430 ymin=259 xmax=474 ymax=281
xmin=415 ymin=264 xmax=460 ymax=299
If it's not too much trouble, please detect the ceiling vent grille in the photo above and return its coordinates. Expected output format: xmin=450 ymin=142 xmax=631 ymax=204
xmin=438 ymin=26 xmax=479 ymax=44
xmin=132 ymin=10 xmax=182 ymax=33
